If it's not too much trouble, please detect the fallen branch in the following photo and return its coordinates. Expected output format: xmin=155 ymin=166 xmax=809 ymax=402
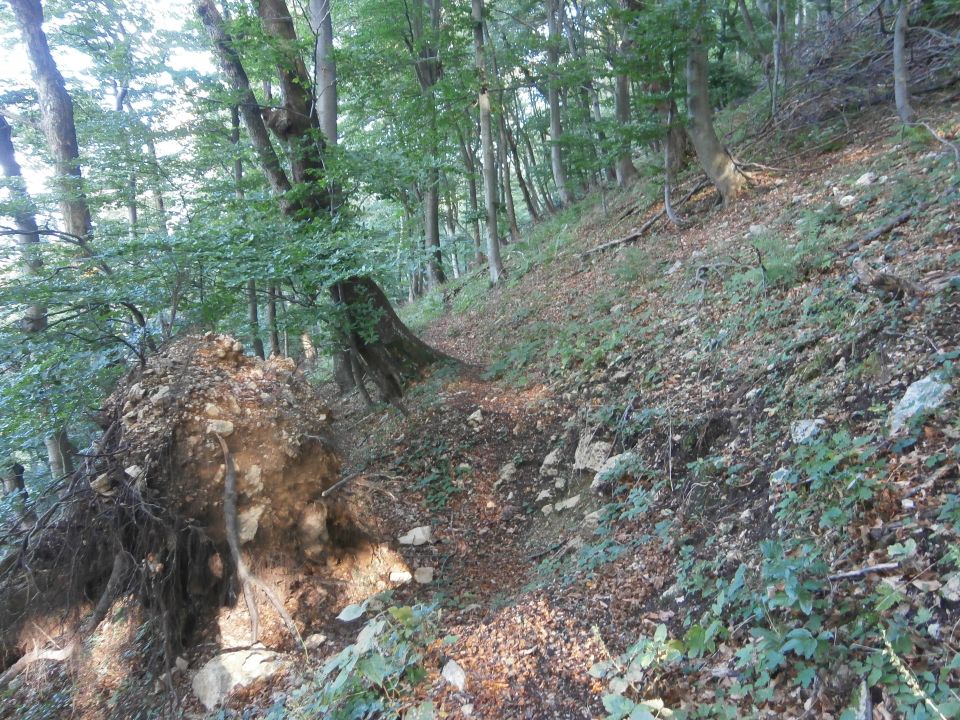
xmin=828 ymin=562 xmax=899 ymax=581
xmin=0 ymin=640 xmax=76 ymax=691
xmin=852 ymin=258 xmax=926 ymax=299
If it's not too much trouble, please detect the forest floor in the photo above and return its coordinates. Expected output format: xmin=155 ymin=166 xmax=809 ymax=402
xmin=4 ymin=98 xmax=959 ymax=719
xmin=274 ymin=98 xmax=959 ymax=719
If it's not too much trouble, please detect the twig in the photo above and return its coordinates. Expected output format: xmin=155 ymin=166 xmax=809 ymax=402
xmin=828 ymin=562 xmax=899 ymax=581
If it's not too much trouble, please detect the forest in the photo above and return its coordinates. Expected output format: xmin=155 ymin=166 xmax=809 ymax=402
xmin=0 ymin=0 xmax=958 ymax=717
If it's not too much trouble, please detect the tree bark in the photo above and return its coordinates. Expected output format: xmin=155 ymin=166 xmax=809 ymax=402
xmin=893 ymin=0 xmax=915 ymax=123
xmin=247 ymin=280 xmax=266 ymax=359
xmin=0 ymin=114 xmax=46 ymax=332
xmin=309 ymin=0 xmax=338 ymax=148
xmin=686 ymin=3 xmax=747 ymax=206
xmin=545 ymin=0 xmax=572 ymax=206
xmin=8 ymin=0 xmax=93 ymax=243
xmin=457 ymin=126 xmax=485 ymax=266
xmin=44 ymin=428 xmax=75 ymax=482
xmin=498 ymin=119 xmax=521 ymax=242
xmin=473 ymin=0 xmax=504 ymax=284
xmin=266 ymin=284 xmax=281 ymax=357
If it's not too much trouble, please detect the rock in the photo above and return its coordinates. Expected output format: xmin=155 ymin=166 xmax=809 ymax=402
xmin=192 ymin=649 xmax=283 ymax=710
xmin=609 ymin=303 xmax=625 ymax=314
xmin=204 ymin=403 xmax=223 ymax=418
xmin=207 ymin=419 xmax=235 ymax=437
xmin=591 ymin=452 xmax=639 ymax=494
xmin=582 ymin=510 xmax=603 ymax=530
xmin=462 ymin=703 xmax=474 ymax=716
xmin=854 ymin=171 xmax=877 ymax=186
xmin=398 ymin=526 xmax=432 ymax=546
xmin=535 ymin=489 xmax=552 ymax=502
xmin=541 ymin=504 xmax=554 ymax=515
xmin=573 ymin=433 xmax=612 ymax=473
xmin=665 ymin=260 xmax=683 ymax=275
xmin=390 ymin=570 xmax=413 ymax=584
xmin=414 ymin=567 xmax=434 ymax=584
xmin=467 ymin=409 xmax=483 ymax=424
xmin=243 ymin=465 xmax=263 ymax=494
xmin=237 ymin=505 xmax=266 ymax=544
xmin=124 ymin=465 xmax=144 ymax=480
xmin=889 ymin=374 xmax=951 ymax=435
xmin=304 ymin=633 xmax=327 ymax=650
xmin=495 ymin=462 xmax=516 ymax=488
xmin=748 ymin=224 xmax=768 ymax=236
xmin=770 ymin=468 xmax=791 ymax=486
xmin=838 ymin=194 xmax=857 ymax=208
xmin=442 ymin=659 xmax=467 ymax=691
xmin=790 ymin=419 xmax=825 ymax=444
xmin=554 ymin=477 xmax=566 ymax=490
xmin=539 ymin=447 xmax=562 ymax=476
xmin=90 ymin=473 xmax=113 ymax=495
xmin=554 ymin=494 xmax=581 ymax=512
xmin=175 ymin=656 xmax=189 ymax=673
xmin=149 ymin=386 xmax=170 ymax=405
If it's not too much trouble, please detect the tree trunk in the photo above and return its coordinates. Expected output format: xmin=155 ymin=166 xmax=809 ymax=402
xmin=0 ymin=114 xmax=46 ymax=332
xmin=614 ymin=74 xmax=638 ymax=186
xmin=893 ymin=0 xmax=915 ymax=123
xmin=8 ymin=0 xmax=93 ymax=244
xmin=423 ymin=169 xmax=446 ymax=288
xmin=247 ymin=280 xmax=266 ymax=359
xmin=331 ymin=277 xmax=447 ymax=403
xmin=309 ymin=0 xmax=337 ymax=147
xmin=545 ymin=0 xmax=572 ymax=206
xmin=504 ymin=121 xmax=540 ymax=220
xmin=473 ymin=0 xmax=505 ymax=284
xmin=44 ymin=428 xmax=75 ymax=483
xmin=457 ymin=127 xmax=485 ymax=266
xmin=499 ymin=119 xmax=521 ymax=242
xmin=686 ymin=3 xmax=747 ymax=206
xmin=266 ymin=284 xmax=281 ymax=357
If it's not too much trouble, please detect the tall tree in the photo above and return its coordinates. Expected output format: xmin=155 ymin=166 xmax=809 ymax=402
xmin=545 ymin=0 xmax=572 ymax=206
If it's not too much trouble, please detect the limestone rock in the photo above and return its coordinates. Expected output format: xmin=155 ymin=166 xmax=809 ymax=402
xmin=467 ymin=409 xmax=483 ymax=424
xmin=414 ymin=567 xmax=434 ymax=584
xmin=573 ymin=434 xmax=611 ymax=472
xmin=237 ymin=505 xmax=266 ymax=544
xmin=390 ymin=570 xmax=413 ymax=584
xmin=591 ymin=452 xmax=639 ymax=494
xmin=495 ymin=461 xmax=517 ymax=488
xmin=554 ymin=494 xmax=581 ymax=512
xmin=398 ymin=526 xmax=432 ymax=546
xmin=442 ymin=659 xmax=467 ymax=691
xmin=207 ymin=419 xmax=235 ymax=437
xmin=854 ymin=171 xmax=877 ymax=186
xmin=192 ymin=649 xmax=283 ymax=710
xmin=304 ymin=633 xmax=327 ymax=650
xmin=540 ymin=447 xmax=562 ymax=476
xmin=838 ymin=194 xmax=857 ymax=208
xmin=889 ymin=374 xmax=951 ymax=435
xmin=790 ymin=419 xmax=825 ymax=445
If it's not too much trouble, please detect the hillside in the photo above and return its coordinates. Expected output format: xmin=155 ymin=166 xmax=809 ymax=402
xmin=13 ymin=97 xmax=952 ymax=718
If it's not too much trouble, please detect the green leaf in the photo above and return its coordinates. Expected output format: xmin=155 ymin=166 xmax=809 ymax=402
xmin=405 ymin=701 xmax=435 ymax=720
xmin=602 ymin=692 xmax=636 ymax=720
xmin=337 ymin=601 xmax=368 ymax=622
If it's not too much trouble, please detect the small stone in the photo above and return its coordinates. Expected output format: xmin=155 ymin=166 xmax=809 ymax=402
xmin=539 ymin=447 xmax=562 ymax=476
xmin=207 ymin=419 xmax=235 ymax=437
xmin=457 ymin=463 xmax=472 ymax=473
xmin=573 ymin=433 xmax=612 ymax=472
xmin=854 ymin=171 xmax=877 ymax=186
xmin=665 ymin=260 xmax=683 ymax=275
xmin=541 ymin=504 xmax=554 ymax=515
xmin=790 ymin=419 xmax=825 ymax=444
xmin=237 ymin=505 xmax=265 ymax=544
xmin=304 ymin=633 xmax=327 ymax=650
xmin=838 ymin=194 xmax=857 ymax=208
xmin=204 ymin=403 xmax=223 ymax=418
xmin=554 ymin=477 xmax=566 ymax=490
xmin=90 ymin=473 xmax=113 ymax=495
xmin=150 ymin=386 xmax=171 ymax=404
xmin=536 ymin=489 xmax=552 ymax=502
xmin=554 ymin=494 xmax=581 ymax=512
xmin=749 ymin=224 xmax=768 ymax=236
xmin=496 ymin=462 xmax=517 ymax=488
xmin=414 ymin=567 xmax=434 ymax=584
xmin=390 ymin=570 xmax=413 ymax=584
xmin=582 ymin=510 xmax=603 ymax=530
xmin=462 ymin=704 xmax=474 ymax=717
xmin=442 ymin=659 xmax=467 ymax=691
xmin=175 ymin=656 xmax=189 ymax=673
xmin=192 ymin=649 xmax=282 ymax=710
xmin=609 ymin=303 xmax=625 ymax=314
xmin=398 ymin=526 xmax=432 ymax=545
xmin=467 ymin=409 xmax=483 ymax=424
xmin=591 ymin=452 xmax=639 ymax=494
xmin=124 ymin=465 xmax=144 ymax=480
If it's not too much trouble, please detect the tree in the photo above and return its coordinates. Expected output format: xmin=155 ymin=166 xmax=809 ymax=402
xmin=685 ymin=0 xmax=747 ymax=205
xmin=545 ymin=0 xmax=572 ymax=206
xmin=892 ymin=0 xmax=915 ymax=123
xmin=194 ymin=0 xmax=446 ymax=402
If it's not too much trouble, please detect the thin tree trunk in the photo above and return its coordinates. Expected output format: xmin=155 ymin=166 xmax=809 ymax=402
xmin=499 ymin=119 xmax=520 ymax=242
xmin=614 ymin=74 xmax=638 ymax=186
xmin=267 ymin=284 xmax=281 ymax=357
xmin=505 ymin=122 xmax=540 ymax=220
xmin=473 ymin=0 xmax=504 ymax=283
xmin=457 ymin=128 xmax=485 ymax=265
xmin=247 ymin=280 xmax=265 ymax=359
xmin=545 ymin=0 xmax=572 ymax=206
xmin=686 ymin=2 xmax=747 ymax=206
xmin=44 ymin=429 xmax=75 ymax=483
xmin=309 ymin=0 xmax=337 ymax=148
xmin=893 ymin=0 xmax=915 ymax=123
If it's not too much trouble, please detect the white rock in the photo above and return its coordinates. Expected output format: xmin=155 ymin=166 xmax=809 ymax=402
xmin=749 ymin=224 xmax=768 ymax=236
xmin=666 ymin=260 xmax=683 ymax=275
xmin=889 ymin=374 xmax=951 ymax=435
xmin=414 ymin=567 xmax=434 ymax=584
xmin=398 ymin=526 xmax=432 ymax=546
xmin=535 ymin=490 xmax=552 ymax=502
xmin=770 ymin=468 xmax=791 ymax=486
xmin=390 ymin=570 xmax=413 ymax=584
xmin=191 ymin=649 xmax=282 ymax=710
xmin=467 ymin=409 xmax=483 ymax=424
xmin=582 ymin=510 xmax=603 ymax=530
xmin=591 ymin=452 xmax=639 ymax=494
xmin=554 ymin=477 xmax=566 ymax=490
xmin=442 ymin=659 xmax=467 ymax=691
xmin=304 ymin=633 xmax=326 ymax=650
xmin=204 ymin=403 xmax=223 ymax=418
xmin=207 ymin=419 xmax=235 ymax=436
xmin=838 ymin=194 xmax=857 ymax=208
xmin=496 ymin=462 xmax=516 ymax=487
xmin=554 ymin=494 xmax=581 ymax=512
xmin=237 ymin=505 xmax=265 ymax=544
xmin=175 ymin=656 xmax=189 ymax=673
xmin=790 ymin=419 xmax=825 ymax=444
xmin=540 ymin=447 xmax=562 ymax=475
xmin=150 ymin=386 xmax=171 ymax=404
xmin=854 ymin=171 xmax=877 ymax=186
xmin=462 ymin=704 xmax=474 ymax=717
xmin=124 ymin=465 xmax=144 ymax=480
xmin=243 ymin=465 xmax=263 ymax=494
xmin=609 ymin=303 xmax=625 ymax=314
xmin=541 ymin=504 xmax=554 ymax=515
xmin=573 ymin=433 xmax=612 ymax=472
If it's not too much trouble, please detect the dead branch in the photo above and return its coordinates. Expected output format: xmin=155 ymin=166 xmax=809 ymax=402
xmin=0 ymin=640 xmax=76 ymax=690
xmin=828 ymin=562 xmax=900 ymax=581
xmin=852 ymin=258 xmax=927 ymax=299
